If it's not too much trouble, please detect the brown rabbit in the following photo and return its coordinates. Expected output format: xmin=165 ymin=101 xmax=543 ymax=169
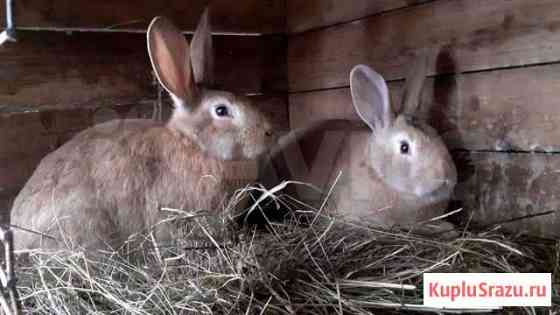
xmin=10 ymin=11 xmax=275 ymax=251
xmin=292 ymin=55 xmax=457 ymax=230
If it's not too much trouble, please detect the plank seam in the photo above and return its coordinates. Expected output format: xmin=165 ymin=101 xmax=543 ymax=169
xmin=452 ymin=149 xmax=560 ymax=155
xmin=1 ymin=26 xmax=263 ymax=36
xmin=288 ymin=0 xmax=438 ymax=36
xmin=288 ymin=59 xmax=560 ymax=94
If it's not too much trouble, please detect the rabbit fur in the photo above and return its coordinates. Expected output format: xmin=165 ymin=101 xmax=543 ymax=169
xmin=10 ymin=11 xmax=275 ymax=251
xmin=294 ymin=55 xmax=457 ymax=230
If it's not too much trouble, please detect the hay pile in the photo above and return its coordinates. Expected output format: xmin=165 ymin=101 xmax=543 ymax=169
xmin=9 ymin=185 xmax=560 ymax=314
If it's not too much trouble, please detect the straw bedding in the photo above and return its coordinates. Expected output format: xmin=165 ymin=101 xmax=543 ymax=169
xmin=7 ymin=184 xmax=560 ymax=314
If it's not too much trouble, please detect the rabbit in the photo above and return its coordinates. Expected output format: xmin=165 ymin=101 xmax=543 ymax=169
xmin=292 ymin=55 xmax=457 ymax=230
xmin=9 ymin=10 xmax=275 ymax=251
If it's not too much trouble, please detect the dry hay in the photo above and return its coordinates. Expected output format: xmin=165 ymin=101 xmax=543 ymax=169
xmin=7 ymin=183 xmax=560 ymax=314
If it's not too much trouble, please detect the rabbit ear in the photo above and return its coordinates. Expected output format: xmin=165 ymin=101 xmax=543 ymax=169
xmin=147 ymin=16 xmax=198 ymax=107
xmin=401 ymin=52 xmax=429 ymax=115
xmin=350 ymin=65 xmax=393 ymax=131
xmin=191 ymin=8 xmax=215 ymax=87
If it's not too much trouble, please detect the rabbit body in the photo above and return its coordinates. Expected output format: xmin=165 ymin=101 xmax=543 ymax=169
xmin=11 ymin=119 xmax=258 ymax=250
xmin=10 ymin=12 xmax=274 ymax=250
xmin=299 ymin=120 xmax=455 ymax=229
xmin=295 ymin=58 xmax=457 ymax=229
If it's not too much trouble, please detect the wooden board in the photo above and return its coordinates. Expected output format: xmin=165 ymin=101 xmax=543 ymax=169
xmin=0 ymin=0 xmax=285 ymax=34
xmin=251 ymin=94 xmax=289 ymax=131
xmin=289 ymin=63 xmax=560 ymax=152
xmin=288 ymin=0 xmax=560 ymax=92
xmin=453 ymin=152 xmax=560 ymax=238
xmin=287 ymin=0 xmax=432 ymax=33
xmin=0 ymin=31 xmax=286 ymax=112
xmin=213 ymin=35 xmax=287 ymax=93
xmin=0 ymin=189 xmax=17 ymax=223
xmin=0 ymin=31 xmax=152 ymax=110
xmin=0 ymin=1 xmax=3 ymax=29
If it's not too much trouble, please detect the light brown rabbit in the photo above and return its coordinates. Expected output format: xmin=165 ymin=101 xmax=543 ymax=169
xmin=294 ymin=55 xmax=457 ymax=229
xmin=10 ymin=11 xmax=275 ymax=251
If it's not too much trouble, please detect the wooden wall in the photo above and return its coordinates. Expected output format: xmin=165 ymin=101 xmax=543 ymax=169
xmin=287 ymin=0 xmax=560 ymax=236
xmin=0 ymin=0 xmax=288 ymax=222
xmin=3 ymin=0 xmax=560 ymax=236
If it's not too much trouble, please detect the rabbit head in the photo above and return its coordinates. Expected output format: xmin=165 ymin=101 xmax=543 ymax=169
xmin=147 ymin=10 xmax=274 ymax=161
xmin=350 ymin=55 xmax=457 ymax=201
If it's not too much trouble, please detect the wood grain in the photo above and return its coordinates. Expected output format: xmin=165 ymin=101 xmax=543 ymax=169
xmin=288 ymin=0 xmax=560 ymax=92
xmin=287 ymin=0 xmax=432 ymax=33
xmin=1 ymin=0 xmax=285 ymax=34
xmin=290 ymin=64 xmax=560 ymax=152
xmin=0 ymin=189 xmax=17 ymax=223
xmin=0 ymin=1 xmax=3 ymax=29
xmin=0 ymin=31 xmax=152 ymax=110
xmin=251 ymin=94 xmax=289 ymax=130
xmin=454 ymin=152 xmax=560 ymax=238
xmin=0 ymin=31 xmax=286 ymax=112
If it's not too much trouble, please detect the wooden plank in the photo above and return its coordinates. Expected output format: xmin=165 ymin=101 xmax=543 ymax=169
xmin=213 ymin=35 xmax=287 ymax=93
xmin=289 ymin=64 xmax=560 ymax=152
xmin=0 ymin=190 xmax=16 ymax=223
xmin=0 ymin=1 xmax=4 ymax=29
xmin=1 ymin=0 xmax=285 ymax=34
xmin=0 ymin=156 xmax=43 ymax=193
xmin=453 ymin=152 xmax=560 ymax=238
xmin=288 ymin=0 xmax=560 ymax=92
xmin=289 ymin=89 xmax=360 ymax=129
xmin=251 ymin=94 xmax=289 ymax=130
xmin=0 ymin=31 xmax=154 ymax=110
xmin=0 ymin=31 xmax=286 ymax=111
xmin=287 ymin=0 xmax=432 ymax=33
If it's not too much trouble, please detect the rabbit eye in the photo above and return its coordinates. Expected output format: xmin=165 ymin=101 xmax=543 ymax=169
xmin=400 ymin=141 xmax=410 ymax=155
xmin=214 ymin=105 xmax=230 ymax=117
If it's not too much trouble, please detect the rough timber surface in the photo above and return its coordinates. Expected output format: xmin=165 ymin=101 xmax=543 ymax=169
xmin=453 ymin=152 xmax=560 ymax=239
xmin=0 ymin=0 xmax=285 ymax=34
xmin=287 ymin=0 xmax=432 ymax=33
xmin=288 ymin=0 xmax=560 ymax=92
xmin=0 ymin=31 xmax=286 ymax=113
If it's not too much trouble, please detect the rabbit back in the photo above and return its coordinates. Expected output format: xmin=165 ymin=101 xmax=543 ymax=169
xmin=10 ymin=119 xmax=251 ymax=250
